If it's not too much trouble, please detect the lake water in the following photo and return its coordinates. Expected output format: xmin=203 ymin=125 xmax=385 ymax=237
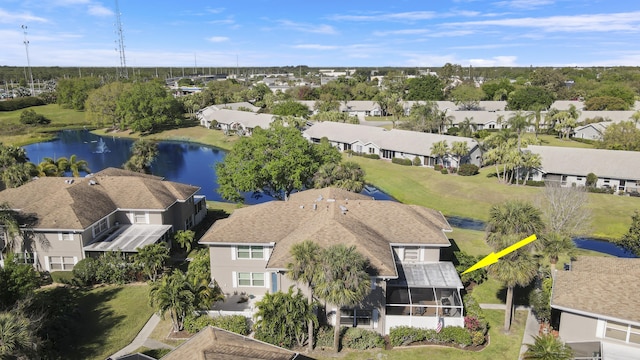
xmin=22 ymin=130 xmax=636 ymax=257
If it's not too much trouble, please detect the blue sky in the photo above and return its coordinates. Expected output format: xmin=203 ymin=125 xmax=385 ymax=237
xmin=1 ymin=0 xmax=640 ymax=68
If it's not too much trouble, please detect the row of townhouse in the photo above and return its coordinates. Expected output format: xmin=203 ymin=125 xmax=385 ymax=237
xmin=0 ymin=168 xmax=207 ymax=270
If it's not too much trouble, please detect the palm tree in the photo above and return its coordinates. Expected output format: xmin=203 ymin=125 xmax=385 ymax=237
xmin=0 ymin=163 xmax=33 ymax=189
xmin=56 ymin=155 xmax=90 ymax=177
xmin=125 ymin=139 xmax=158 ymax=173
xmin=148 ymin=269 xmax=195 ymax=332
xmin=631 ymin=110 xmax=640 ymax=126
xmin=0 ymin=309 xmax=40 ymax=359
xmin=523 ymin=334 xmax=573 ymax=360
xmin=34 ymin=157 xmax=60 ymax=177
xmin=315 ymin=245 xmax=371 ymax=353
xmin=174 ymin=230 xmax=196 ymax=254
xmin=487 ymin=200 xmax=545 ymax=237
xmin=540 ymin=232 xmax=576 ymax=272
xmin=488 ymin=234 xmax=538 ymax=333
xmin=430 ymin=140 xmax=449 ymax=167
xmin=134 ymin=243 xmax=170 ymax=282
xmin=287 ymin=240 xmax=323 ymax=352
xmin=507 ymin=111 xmax=531 ymax=151
xmin=450 ymin=141 xmax=469 ymax=171
xmin=436 ymin=109 xmax=455 ymax=134
xmin=520 ymin=152 xmax=542 ymax=186
xmin=0 ymin=203 xmax=21 ymax=254
xmin=458 ymin=117 xmax=477 ymax=137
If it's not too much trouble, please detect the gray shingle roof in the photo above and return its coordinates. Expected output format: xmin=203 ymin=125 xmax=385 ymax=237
xmin=551 ymin=256 xmax=640 ymax=324
xmin=526 ymin=145 xmax=640 ymax=180
xmin=198 ymin=108 xmax=275 ymax=129
xmin=199 ymin=188 xmax=452 ymax=278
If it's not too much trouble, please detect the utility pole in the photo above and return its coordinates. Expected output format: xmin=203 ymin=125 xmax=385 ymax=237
xmin=21 ymin=25 xmax=35 ymax=96
xmin=114 ymin=0 xmax=128 ymax=79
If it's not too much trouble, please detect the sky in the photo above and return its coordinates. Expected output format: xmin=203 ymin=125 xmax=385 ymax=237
xmin=1 ymin=0 xmax=640 ymax=68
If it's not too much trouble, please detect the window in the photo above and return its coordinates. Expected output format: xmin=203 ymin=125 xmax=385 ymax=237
xmin=488 ymin=124 xmax=495 ymax=129
xmin=340 ymin=308 xmax=373 ymax=327
xmin=15 ymin=252 xmax=35 ymax=264
xmin=237 ymin=272 xmax=265 ymax=287
xmin=605 ymin=321 xmax=640 ymax=344
xmin=368 ymin=147 xmax=375 ymax=154
xmin=59 ymin=233 xmax=74 ymax=241
xmin=185 ymin=216 xmax=194 ymax=229
xmin=237 ymin=246 xmax=264 ymax=259
xmin=48 ymin=256 xmax=75 ymax=270
xmin=343 ymin=143 xmax=351 ymax=151
xmin=92 ymin=218 xmax=109 ymax=237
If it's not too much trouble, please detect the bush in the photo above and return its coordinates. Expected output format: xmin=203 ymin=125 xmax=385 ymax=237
xmin=587 ymin=186 xmax=615 ymax=194
xmin=412 ymin=156 xmax=422 ymax=166
xmin=342 ymin=327 xmax=385 ymax=350
xmin=586 ymin=172 xmax=598 ymax=187
xmin=458 ymin=164 xmax=479 ymax=176
xmin=363 ymin=153 xmax=380 ymax=160
xmin=184 ymin=314 xmax=250 ymax=335
xmin=389 ymin=326 xmax=426 ymax=347
xmin=437 ymin=326 xmax=472 ymax=347
xmin=390 ymin=326 xmax=473 ymax=347
xmin=71 ymin=257 xmax=99 ymax=286
xmin=50 ymin=271 xmax=75 ymax=285
xmin=441 ymin=168 xmax=449 ymax=174
xmin=434 ymin=164 xmax=443 ymax=171
xmin=446 ymin=126 xmax=459 ymax=136
xmin=471 ymin=330 xmax=486 ymax=346
xmin=391 ymin=157 xmax=413 ymax=166
xmin=0 ymin=96 xmax=45 ymax=111
xmin=315 ymin=325 xmax=336 ymax=349
xmin=20 ymin=109 xmax=50 ymax=125
xmin=448 ymin=166 xmax=457 ymax=174
xmin=525 ymin=180 xmax=546 ymax=187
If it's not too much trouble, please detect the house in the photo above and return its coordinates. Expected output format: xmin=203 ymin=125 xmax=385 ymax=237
xmin=573 ymin=122 xmax=610 ymax=140
xmin=199 ymin=187 xmax=465 ymax=335
xmin=160 ymin=326 xmax=313 ymax=360
xmin=207 ymin=102 xmax=261 ymax=113
xmin=551 ymin=256 xmax=640 ymax=359
xmin=525 ymin=145 xmax=640 ymax=192
xmin=0 ymin=168 xmax=206 ymax=271
xmin=197 ymin=108 xmax=275 ymax=135
xmin=339 ymin=101 xmax=382 ymax=117
xmin=302 ymin=121 xmax=482 ymax=168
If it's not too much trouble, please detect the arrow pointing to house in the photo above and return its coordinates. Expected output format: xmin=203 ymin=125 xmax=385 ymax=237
xmin=461 ymin=234 xmax=537 ymax=274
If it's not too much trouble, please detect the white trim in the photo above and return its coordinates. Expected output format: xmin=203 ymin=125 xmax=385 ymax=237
xmin=232 ymin=272 xmax=237 ymax=288
xmin=597 ymin=319 xmax=606 ymax=338
xmin=44 ymin=256 xmax=50 ymax=271
xmin=231 ymin=246 xmax=236 ymax=260
xmin=373 ymin=309 xmax=379 ymax=328
xmin=265 ymin=271 xmax=271 ymax=290
xmin=73 ymin=256 xmax=78 ymax=265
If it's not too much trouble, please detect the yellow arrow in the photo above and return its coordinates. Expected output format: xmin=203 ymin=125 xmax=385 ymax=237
xmin=462 ymin=234 xmax=537 ymax=274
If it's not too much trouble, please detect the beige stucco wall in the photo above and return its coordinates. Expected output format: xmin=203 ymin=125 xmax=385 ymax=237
xmin=209 ymin=244 xmax=274 ymax=297
xmin=559 ymin=311 xmax=598 ymax=342
xmin=32 ymin=231 xmax=84 ymax=271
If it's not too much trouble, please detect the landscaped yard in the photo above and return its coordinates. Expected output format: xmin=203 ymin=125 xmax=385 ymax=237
xmin=0 ymin=104 xmax=91 ymax=145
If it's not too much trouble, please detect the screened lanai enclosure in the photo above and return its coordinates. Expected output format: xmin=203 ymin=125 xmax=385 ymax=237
xmin=384 ymin=262 xmax=464 ymax=334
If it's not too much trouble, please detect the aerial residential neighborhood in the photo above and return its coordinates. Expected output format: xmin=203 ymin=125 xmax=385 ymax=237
xmin=2 ymin=1 xmax=640 ymax=360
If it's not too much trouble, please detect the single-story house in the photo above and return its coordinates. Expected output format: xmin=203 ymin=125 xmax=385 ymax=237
xmin=573 ymin=122 xmax=610 ymax=140
xmin=302 ymin=121 xmax=482 ymax=168
xmin=339 ymin=101 xmax=383 ymax=117
xmin=573 ymin=114 xmax=639 ymax=140
xmin=197 ymin=108 xmax=275 ymax=135
xmin=525 ymin=145 xmax=640 ymax=192
xmin=160 ymin=326 xmax=313 ymax=360
xmin=207 ymin=102 xmax=261 ymax=113
xmin=0 ymin=168 xmax=206 ymax=271
xmin=199 ymin=187 xmax=465 ymax=335
xmin=551 ymin=256 xmax=640 ymax=359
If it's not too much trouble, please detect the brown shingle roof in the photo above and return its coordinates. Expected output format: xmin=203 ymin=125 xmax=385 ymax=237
xmin=551 ymin=256 xmax=640 ymax=324
xmin=199 ymin=188 xmax=452 ymax=278
xmin=161 ymin=326 xmax=307 ymax=360
xmin=0 ymin=168 xmax=199 ymax=229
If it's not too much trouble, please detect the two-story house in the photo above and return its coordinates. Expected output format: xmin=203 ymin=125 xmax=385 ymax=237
xmin=199 ymin=187 xmax=464 ymax=335
xmin=0 ymin=168 xmax=207 ymax=271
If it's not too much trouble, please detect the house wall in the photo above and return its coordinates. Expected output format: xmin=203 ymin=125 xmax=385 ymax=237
xmin=558 ymin=312 xmax=599 ymax=342
xmin=326 ymin=278 xmax=387 ymax=335
xmin=164 ymin=196 xmax=201 ymax=231
xmin=33 ymin=231 xmax=84 ymax=272
xmin=574 ymin=126 xmax=603 ymax=140
xmin=209 ymin=244 xmax=275 ymax=297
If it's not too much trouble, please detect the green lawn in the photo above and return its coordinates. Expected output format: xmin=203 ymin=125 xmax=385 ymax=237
xmin=63 ymin=284 xmax=154 ymax=360
xmin=0 ymin=104 xmax=91 ymax=145
xmin=314 ymin=310 xmax=527 ymax=360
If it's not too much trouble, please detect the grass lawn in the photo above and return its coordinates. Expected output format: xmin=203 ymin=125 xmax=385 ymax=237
xmin=93 ymin=125 xmax=238 ymax=151
xmin=67 ymin=284 xmax=154 ymax=360
xmin=314 ymin=310 xmax=526 ymax=360
xmin=0 ymin=104 xmax=91 ymax=145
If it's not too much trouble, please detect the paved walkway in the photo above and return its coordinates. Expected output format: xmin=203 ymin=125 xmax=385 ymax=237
xmin=479 ymin=304 xmax=539 ymax=360
xmin=109 ymin=313 xmax=175 ymax=360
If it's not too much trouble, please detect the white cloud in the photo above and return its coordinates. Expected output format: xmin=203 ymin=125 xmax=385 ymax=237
xmin=292 ymin=44 xmax=338 ymax=50
xmin=373 ymin=29 xmax=431 ymax=36
xmin=207 ymin=36 xmax=229 ymax=43
xmin=492 ymin=0 xmax=555 ymax=10
xmin=329 ymin=11 xmax=436 ymax=22
xmin=88 ymin=4 xmax=113 ymax=17
xmin=446 ymin=12 xmax=640 ymax=33
xmin=206 ymin=8 xmax=225 ymax=14
xmin=277 ymin=20 xmax=337 ymax=35
xmin=468 ymin=55 xmax=518 ymax=66
xmin=0 ymin=9 xmax=48 ymax=23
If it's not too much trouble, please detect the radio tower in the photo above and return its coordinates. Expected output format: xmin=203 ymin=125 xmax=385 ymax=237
xmin=21 ymin=25 xmax=35 ymax=95
xmin=115 ymin=0 xmax=128 ymax=79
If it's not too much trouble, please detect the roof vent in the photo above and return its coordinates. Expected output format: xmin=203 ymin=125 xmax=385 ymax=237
xmin=88 ymin=180 xmax=97 ymax=186
xmin=327 ymin=198 xmax=336 ymax=202
xmin=313 ymin=203 xmax=317 ymax=211
xmin=316 ymin=195 xmax=323 ymax=202
xmin=299 ymin=205 xmax=304 ymax=209
xmin=340 ymin=205 xmax=348 ymax=215
xmin=64 ymin=179 xmax=74 ymax=184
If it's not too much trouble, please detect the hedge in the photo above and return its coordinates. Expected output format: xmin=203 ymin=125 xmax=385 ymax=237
xmin=389 ymin=326 xmax=472 ymax=347
xmin=0 ymin=97 xmax=45 ymax=111
xmin=525 ymin=180 xmax=546 ymax=187
xmin=458 ymin=164 xmax=479 ymax=176
xmin=392 ymin=157 xmax=413 ymax=166
xmin=183 ymin=314 xmax=250 ymax=335
xmin=315 ymin=326 xmax=384 ymax=350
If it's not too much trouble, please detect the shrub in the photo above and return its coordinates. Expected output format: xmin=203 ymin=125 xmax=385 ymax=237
xmin=20 ymin=109 xmax=51 ymax=125
xmin=448 ymin=166 xmax=457 ymax=174
xmin=342 ymin=327 xmax=385 ymax=350
xmin=390 ymin=326 xmax=472 ymax=347
xmin=315 ymin=325 xmax=336 ymax=349
xmin=441 ymin=168 xmax=448 ymax=174
xmin=586 ymin=173 xmax=598 ymax=187
xmin=446 ymin=126 xmax=459 ymax=136
xmin=471 ymin=330 xmax=486 ymax=346
xmin=434 ymin=164 xmax=443 ymax=171
xmin=391 ymin=157 xmax=413 ymax=166
xmin=0 ymin=96 xmax=45 ymax=111
xmin=71 ymin=257 xmax=99 ymax=286
xmin=412 ymin=156 xmax=422 ymax=166
xmin=525 ymin=180 xmax=546 ymax=187
xmin=437 ymin=326 xmax=472 ymax=347
xmin=363 ymin=153 xmax=380 ymax=159
xmin=587 ymin=186 xmax=614 ymax=194
xmin=184 ymin=314 xmax=250 ymax=335
xmin=458 ymin=164 xmax=479 ymax=176
xmin=50 ymin=271 xmax=75 ymax=285
xmin=389 ymin=326 xmax=426 ymax=347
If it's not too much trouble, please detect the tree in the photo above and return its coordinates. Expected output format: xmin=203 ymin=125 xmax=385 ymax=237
xmin=486 ymin=200 xmax=545 ymax=238
xmin=315 ymin=245 xmax=371 ymax=352
xmin=539 ymin=183 xmax=591 ymax=236
xmin=539 ymin=232 xmax=576 ymax=271
xmin=458 ymin=117 xmax=477 ymax=137
xmin=253 ymin=287 xmax=317 ymax=348
xmin=450 ymin=141 xmax=469 ymax=170
xmin=584 ymin=96 xmax=628 ymax=111
xmin=57 ymin=154 xmax=90 ymax=177
xmin=481 ymin=79 xmax=514 ymax=101
xmin=19 ymin=109 xmax=50 ymax=125
xmin=552 ymin=111 xmax=577 ymax=139
xmin=406 ymin=75 xmax=444 ymax=100
xmin=618 ymin=210 xmax=640 ymax=257
xmin=507 ymin=86 xmax=554 ymax=111
xmin=134 ymin=243 xmax=169 ymax=282
xmin=591 ymin=84 xmax=636 ymax=108
xmin=216 ymin=124 xmax=340 ymax=202
xmin=186 ymin=249 xmax=222 ymax=309
xmin=430 ymin=140 xmax=449 ymax=166
xmin=0 ymin=307 xmax=40 ymax=359
xmin=124 ymin=139 xmax=159 ymax=173
xmin=287 ymin=240 xmax=323 ymax=352
xmin=271 ymin=100 xmax=310 ymax=118
xmin=116 ymin=80 xmax=183 ymax=133
xmin=523 ymin=334 xmax=573 ymax=360
xmin=56 ymin=77 xmax=102 ymax=110
xmin=0 ymin=144 xmax=32 ymax=189
xmin=148 ymin=269 xmax=195 ymax=332
xmin=519 ymin=151 xmax=542 ymax=186
xmin=454 ymin=251 xmax=487 ymax=289
xmin=313 ymin=161 xmax=365 ymax=193
xmin=174 ymin=230 xmax=196 ymax=253
xmin=33 ymin=158 xmax=61 ymax=177
xmin=449 ymin=84 xmax=484 ymax=110
xmin=0 ymin=255 xmax=39 ymax=309
xmin=600 ymin=121 xmax=640 ymax=151
xmin=401 ymin=101 xmax=438 ymax=132
xmin=85 ymin=81 xmax=132 ymax=128
xmin=507 ymin=111 xmax=531 ymax=151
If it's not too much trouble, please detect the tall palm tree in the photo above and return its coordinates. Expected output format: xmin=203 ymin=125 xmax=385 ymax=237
xmin=174 ymin=230 xmax=196 ymax=253
xmin=520 ymin=152 xmax=542 ymax=185
xmin=34 ymin=157 xmax=61 ymax=177
xmin=488 ymin=234 xmax=538 ymax=333
xmin=0 ymin=203 xmax=21 ymax=254
xmin=486 ymin=200 xmax=545 ymax=238
xmin=134 ymin=243 xmax=170 ymax=282
xmin=523 ymin=334 xmax=573 ymax=360
xmin=437 ymin=109 xmax=455 ymax=134
xmin=458 ymin=117 xmax=477 ymax=137
xmin=430 ymin=140 xmax=449 ymax=167
xmin=315 ymin=245 xmax=371 ymax=353
xmin=451 ymin=141 xmax=469 ymax=170
xmin=287 ymin=240 xmax=323 ymax=352
xmin=148 ymin=269 xmax=195 ymax=332
xmin=125 ymin=139 xmax=158 ymax=173
xmin=540 ymin=232 xmax=576 ymax=272
xmin=56 ymin=155 xmax=90 ymax=177
xmin=507 ymin=111 xmax=531 ymax=151
xmin=0 ymin=309 xmax=40 ymax=359
xmin=0 ymin=163 xmax=32 ymax=189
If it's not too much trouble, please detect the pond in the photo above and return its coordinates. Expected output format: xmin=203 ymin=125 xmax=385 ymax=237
xmin=22 ymin=130 xmax=636 ymax=258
